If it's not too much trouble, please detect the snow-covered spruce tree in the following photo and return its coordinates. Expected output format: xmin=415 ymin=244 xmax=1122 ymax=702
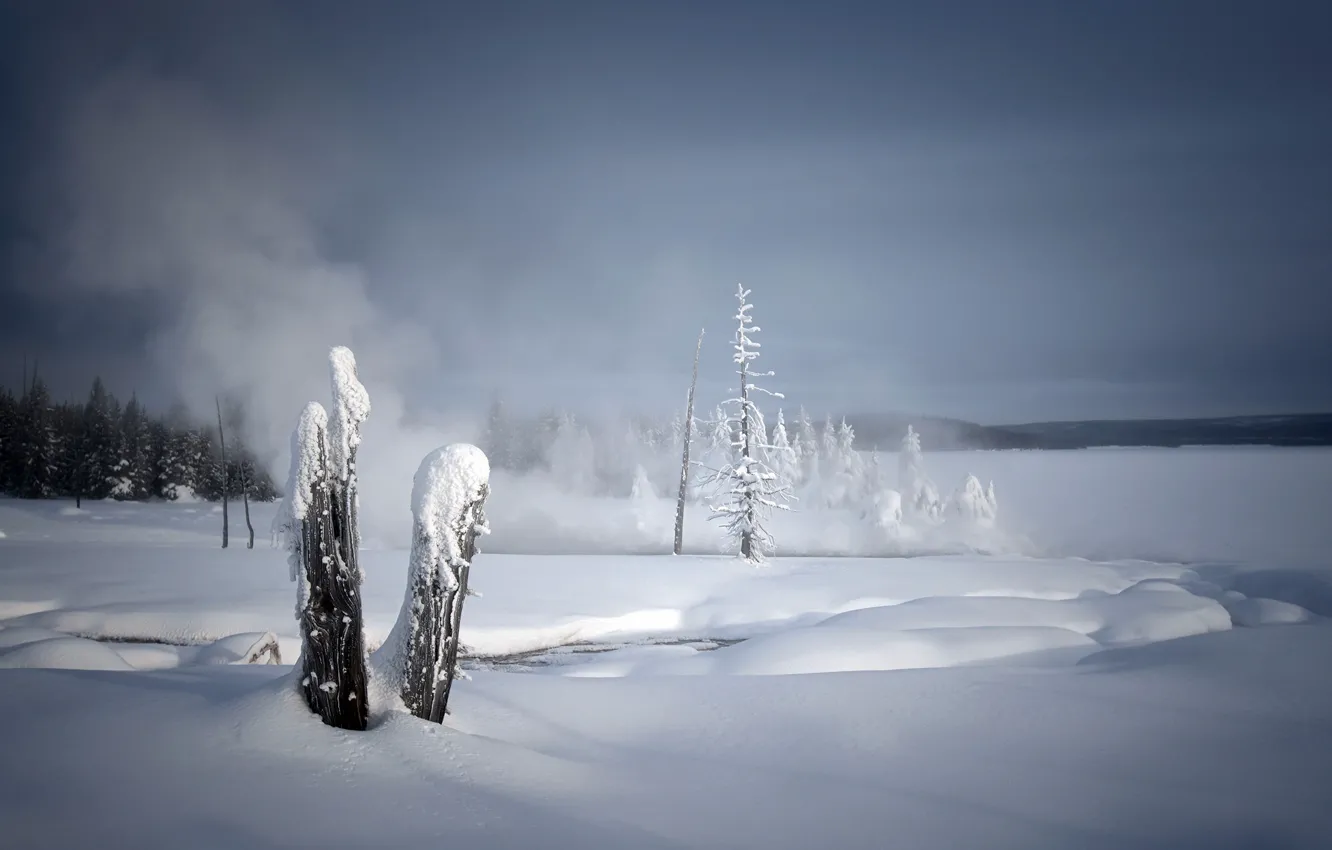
xmin=834 ymin=417 xmax=861 ymax=479
xmin=898 ymin=425 xmax=941 ymax=520
xmin=273 ymin=346 xmax=372 ymax=731
xmin=949 ymin=474 xmax=999 ymax=526
xmin=820 ymin=414 xmax=838 ymax=469
xmin=379 ymin=444 xmax=490 ymax=722
xmin=864 ymin=447 xmax=884 ymax=496
xmin=769 ymin=408 xmax=798 ymax=488
xmin=704 ymin=405 xmax=730 ymax=463
xmin=706 ymin=285 xmax=793 ymax=563
xmin=795 ymin=406 xmax=818 ymax=486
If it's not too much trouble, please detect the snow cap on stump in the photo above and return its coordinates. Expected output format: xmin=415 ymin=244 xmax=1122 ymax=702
xmin=328 ymin=346 xmax=370 ymax=482
xmin=412 ymin=443 xmax=491 ymax=570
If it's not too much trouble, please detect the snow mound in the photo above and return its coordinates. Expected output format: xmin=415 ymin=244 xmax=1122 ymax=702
xmin=5 ymin=601 xmax=293 ymax=649
xmin=1226 ymin=569 xmax=1332 ymax=617
xmin=580 ymin=625 xmax=1099 ymax=677
xmin=814 ymin=584 xmax=1233 ymax=649
xmin=948 ymin=474 xmax=998 ymax=525
xmin=0 ymin=636 xmax=133 ymax=670
xmin=1225 ymin=597 xmax=1315 ymax=627
xmin=0 ymin=626 xmax=70 ymax=649
xmin=1085 ymin=582 xmax=1232 ymax=646
xmin=713 ymin=625 xmax=1097 ymax=675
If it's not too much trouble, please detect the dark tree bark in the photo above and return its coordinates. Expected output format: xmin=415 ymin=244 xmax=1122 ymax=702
xmin=74 ymin=442 xmax=83 ymax=510
xmin=240 ymin=459 xmax=254 ymax=549
xmin=398 ymin=481 xmax=489 ymax=722
xmin=674 ymin=329 xmax=704 ymax=555
xmin=397 ymin=538 xmax=444 ymax=720
xmin=216 ymin=396 xmax=229 ymax=549
xmin=430 ymin=482 xmax=488 ymax=722
xmin=295 ymin=422 xmax=369 ymax=731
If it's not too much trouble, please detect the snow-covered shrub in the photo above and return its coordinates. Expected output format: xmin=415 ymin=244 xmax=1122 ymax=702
xmin=898 ymin=425 xmax=942 ymax=521
xmin=866 ymin=488 xmax=904 ymax=534
xmin=378 ymin=443 xmax=490 ymax=722
xmin=812 ymin=469 xmax=861 ymax=511
xmin=949 ymin=474 xmax=998 ymax=526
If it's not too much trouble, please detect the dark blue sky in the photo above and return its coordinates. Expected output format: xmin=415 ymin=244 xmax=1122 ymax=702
xmin=2 ymin=0 xmax=1330 ymax=427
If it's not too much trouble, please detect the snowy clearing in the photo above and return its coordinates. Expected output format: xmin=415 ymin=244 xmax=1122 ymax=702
xmin=1 ymin=447 xmax=1331 ymax=848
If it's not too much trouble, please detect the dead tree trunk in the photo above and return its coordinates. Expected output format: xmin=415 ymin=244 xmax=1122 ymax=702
xmin=429 ymin=479 xmax=488 ymax=722
xmin=294 ymin=416 xmax=369 ymax=731
xmin=388 ymin=444 xmax=490 ymax=723
xmin=674 ymin=329 xmax=704 ymax=555
xmin=216 ymin=396 xmax=229 ymax=549
xmin=240 ymin=459 xmax=254 ymax=549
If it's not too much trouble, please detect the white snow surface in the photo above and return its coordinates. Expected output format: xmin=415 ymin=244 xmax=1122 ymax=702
xmin=0 ymin=635 xmax=134 ymax=670
xmin=1 ymin=447 xmax=1331 ymax=848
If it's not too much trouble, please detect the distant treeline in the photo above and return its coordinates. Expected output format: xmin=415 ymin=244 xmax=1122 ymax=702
xmin=0 ymin=374 xmax=278 ymax=503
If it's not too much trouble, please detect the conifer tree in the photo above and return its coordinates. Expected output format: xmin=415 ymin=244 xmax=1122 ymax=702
xmin=705 ymin=285 xmax=793 ymax=563
xmin=17 ymin=375 xmax=55 ymax=499
xmin=795 ymin=406 xmax=819 ymax=485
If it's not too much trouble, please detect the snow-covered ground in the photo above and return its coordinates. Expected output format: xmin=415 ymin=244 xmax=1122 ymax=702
xmin=1 ymin=447 xmax=1331 ymax=848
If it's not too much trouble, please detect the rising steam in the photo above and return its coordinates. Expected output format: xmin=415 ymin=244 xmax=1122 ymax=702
xmin=35 ymin=69 xmax=459 ymax=544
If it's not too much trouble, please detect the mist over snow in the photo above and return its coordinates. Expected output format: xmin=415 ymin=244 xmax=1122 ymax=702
xmin=18 ymin=68 xmax=478 ymax=540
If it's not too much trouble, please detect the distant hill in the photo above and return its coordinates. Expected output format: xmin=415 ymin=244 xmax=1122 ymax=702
xmin=1000 ymin=414 xmax=1332 ymax=449
xmin=844 ymin=414 xmax=1042 ymax=451
xmin=846 ymin=413 xmax=1332 ymax=451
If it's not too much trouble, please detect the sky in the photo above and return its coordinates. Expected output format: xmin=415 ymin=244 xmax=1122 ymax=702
xmin=2 ymin=0 xmax=1330 ymax=436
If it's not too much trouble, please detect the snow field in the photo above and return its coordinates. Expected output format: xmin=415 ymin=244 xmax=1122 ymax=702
xmin=1 ymin=447 xmax=1331 ymax=848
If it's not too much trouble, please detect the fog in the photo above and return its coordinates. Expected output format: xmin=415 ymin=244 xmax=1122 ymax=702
xmin=3 ymin=1 xmax=1331 ymax=538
